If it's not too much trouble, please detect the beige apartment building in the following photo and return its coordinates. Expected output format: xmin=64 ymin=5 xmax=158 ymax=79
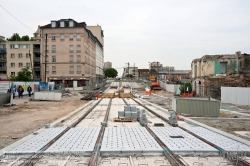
xmin=104 ymin=61 xmax=112 ymax=69
xmin=6 ymin=41 xmax=40 ymax=80
xmin=39 ymin=19 xmax=104 ymax=88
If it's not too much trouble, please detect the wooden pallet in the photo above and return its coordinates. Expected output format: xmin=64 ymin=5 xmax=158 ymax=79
xmin=113 ymin=117 xmax=137 ymax=122
xmin=101 ymin=93 xmax=115 ymax=98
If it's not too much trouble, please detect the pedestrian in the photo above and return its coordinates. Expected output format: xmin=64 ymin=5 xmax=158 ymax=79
xmin=13 ymin=86 xmax=16 ymax=99
xmin=27 ymin=85 xmax=32 ymax=97
xmin=20 ymin=86 xmax=24 ymax=98
xmin=17 ymin=86 xmax=21 ymax=98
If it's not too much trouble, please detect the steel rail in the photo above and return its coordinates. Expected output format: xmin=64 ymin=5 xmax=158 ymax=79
xmin=129 ymin=98 xmax=185 ymax=165
xmin=20 ymin=99 xmax=103 ymax=166
xmin=88 ymin=98 xmax=112 ymax=166
xmin=132 ymin=98 xmax=250 ymax=166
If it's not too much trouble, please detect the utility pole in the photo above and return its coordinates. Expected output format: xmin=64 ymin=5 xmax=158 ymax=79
xmin=125 ymin=62 xmax=130 ymax=78
xmin=29 ymin=50 xmax=34 ymax=81
xmin=44 ymin=33 xmax=48 ymax=85
xmin=134 ymin=63 xmax=135 ymax=78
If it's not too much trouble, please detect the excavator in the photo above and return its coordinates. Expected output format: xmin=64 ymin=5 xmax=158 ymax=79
xmin=149 ymin=76 xmax=161 ymax=90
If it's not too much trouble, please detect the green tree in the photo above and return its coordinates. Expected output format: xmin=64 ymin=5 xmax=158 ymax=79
xmin=104 ymin=68 xmax=118 ymax=78
xmin=21 ymin=35 xmax=30 ymax=41
xmin=10 ymin=67 xmax=32 ymax=81
xmin=7 ymin=33 xmax=31 ymax=41
xmin=7 ymin=33 xmax=21 ymax=41
xmin=179 ymin=82 xmax=192 ymax=95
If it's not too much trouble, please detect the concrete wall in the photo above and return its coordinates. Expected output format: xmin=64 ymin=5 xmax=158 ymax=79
xmin=221 ymin=87 xmax=250 ymax=106
xmin=172 ymin=97 xmax=220 ymax=117
xmin=0 ymin=93 xmax=11 ymax=106
xmin=159 ymin=81 xmax=180 ymax=94
xmin=33 ymin=92 xmax=62 ymax=101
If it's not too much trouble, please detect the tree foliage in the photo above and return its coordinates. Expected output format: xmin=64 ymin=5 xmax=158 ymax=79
xmin=104 ymin=68 xmax=118 ymax=78
xmin=10 ymin=67 xmax=32 ymax=81
xmin=150 ymin=69 xmax=157 ymax=73
xmin=7 ymin=33 xmax=31 ymax=41
xmin=179 ymin=82 xmax=192 ymax=95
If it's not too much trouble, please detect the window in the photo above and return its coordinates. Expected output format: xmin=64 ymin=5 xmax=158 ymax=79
xmin=69 ymin=66 xmax=74 ymax=74
xmin=11 ymin=54 xmax=15 ymax=58
xmin=76 ymin=45 xmax=81 ymax=53
xmin=11 ymin=72 xmax=15 ymax=76
xmin=69 ymin=34 xmax=73 ymax=40
xmin=18 ymin=53 xmax=22 ymax=58
xmin=69 ymin=45 xmax=73 ymax=53
xmin=11 ymin=63 xmax=15 ymax=67
xmin=76 ymin=34 xmax=80 ymax=40
xmin=220 ymin=62 xmax=227 ymax=74
xmin=52 ymin=66 xmax=56 ymax=73
xmin=69 ymin=21 xmax=74 ymax=27
xmin=77 ymin=55 xmax=81 ymax=62
xmin=69 ymin=55 xmax=74 ymax=62
xmin=26 ymin=53 xmax=30 ymax=58
xmin=46 ymin=56 xmax=49 ymax=62
xmin=51 ymin=21 xmax=56 ymax=27
xmin=77 ymin=66 xmax=81 ymax=74
xmin=60 ymin=21 xmax=65 ymax=27
xmin=60 ymin=34 xmax=64 ymax=41
xmin=46 ymin=66 xmax=49 ymax=73
xmin=46 ymin=46 xmax=49 ymax=51
xmin=52 ymin=34 xmax=56 ymax=41
xmin=26 ymin=63 xmax=30 ymax=67
xmin=19 ymin=63 xmax=23 ymax=67
xmin=52 ymin=56 xmax=56 ymax=62
xmin=52 ymin=45 xmax=56 ymax=53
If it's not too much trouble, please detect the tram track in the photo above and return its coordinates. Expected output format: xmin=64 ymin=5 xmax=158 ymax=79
xmin=19 ymin=99 xmax=103 ymax=166
xmin=132 ymin=98 xmax=250 ymax=166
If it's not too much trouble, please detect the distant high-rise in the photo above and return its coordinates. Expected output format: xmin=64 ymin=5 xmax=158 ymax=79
xmin=104 ymin=61 xmax=112 ymax=69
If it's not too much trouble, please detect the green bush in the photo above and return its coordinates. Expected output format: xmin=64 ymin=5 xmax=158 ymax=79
xmin=179 ymin=82 xmax=192 ymax=95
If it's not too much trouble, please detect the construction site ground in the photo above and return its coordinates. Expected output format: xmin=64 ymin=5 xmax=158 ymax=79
xmin=0 ymin=91 xmax=88 ymax=149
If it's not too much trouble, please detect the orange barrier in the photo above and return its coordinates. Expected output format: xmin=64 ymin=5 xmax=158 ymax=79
xmin=181 ymin=93 xmax=192 ymax=97
xmin=142 ymin=91 xmax=152 ymax=95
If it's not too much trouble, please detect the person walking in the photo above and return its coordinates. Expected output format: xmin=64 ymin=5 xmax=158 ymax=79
xmin=20 ymin=86 xmax=24 ymax=98
xmin=27 ymin=85 xmax=32 ymax=97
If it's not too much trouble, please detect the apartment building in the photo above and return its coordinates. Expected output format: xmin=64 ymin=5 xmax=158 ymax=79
xmin=39 ymin=19 xmax=104 ymax=87
xmin=122 ymin=67 xmax=138 ymax=78
xmin=104 ymin=61 xmax=112 ymax=69
xmin=6 ymin=41 xmax=40 ymax=80
xmin=0 ymin=36 xmax=7 ymax=79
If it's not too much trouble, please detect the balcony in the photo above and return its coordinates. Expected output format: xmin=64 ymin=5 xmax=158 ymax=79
xmin=0 ymin=67 xmax=6 ymax=71
xmin=33 ymin=57 xmax=40 ymax=62
xmin=0 ymin=57 xmax=6 ymax=62
xmin=0 ymin=48 xmax=6 ymax=53
xmin=33 ymin=49 xmax=40 ymax=53
xmin=69 ymin=71 xmax=74 ymax=74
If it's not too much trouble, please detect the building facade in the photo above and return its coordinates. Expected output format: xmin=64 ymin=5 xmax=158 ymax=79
xmin=6 ymin=41 xmax=40 ymax=80
xmin=0 ymin=36 xmax=7 ymax=79
xmin=39 ymin=19 xmax=104 ymax=88
xmin=191 ymin=51 xmax=250 ymax=98
xmin=138 ymin=69 xmax=149 ymax=79
xmin=104 ymin=61 xmax=112 ymax=69
xmin=122 ymin=67 xmax=138 ymax=78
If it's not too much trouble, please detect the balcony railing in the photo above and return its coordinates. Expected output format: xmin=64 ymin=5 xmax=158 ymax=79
xmin=0 ymin=48 xmax=6 ymax=53
xmin=33 ymin=49 xmax=40 ymax=53
xmin=34 ymin=67 xmax=40 ymax=71
xmin=0 ymin=67 xmax=6 ymax=71
xmin=69 ymin=71 xmax=74 ymax=74
xmin=0 ymin=57 xmax=6 ymax=62
xmin=33 ymin=58 xmax=40 ymax=62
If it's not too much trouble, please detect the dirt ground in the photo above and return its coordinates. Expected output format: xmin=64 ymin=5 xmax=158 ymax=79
xmin=0 ymin=91 xmax=89 ymax=149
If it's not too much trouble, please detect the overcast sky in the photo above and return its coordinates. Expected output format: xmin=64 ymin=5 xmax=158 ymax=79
xmin=1 ymin=0 xmax=250 ymax=76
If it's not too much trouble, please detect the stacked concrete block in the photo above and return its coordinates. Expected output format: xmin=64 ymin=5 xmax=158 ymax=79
xmin=118 ymin=106 xmax=140 ymax=119
xmin=118 ymin=111 xmax=125 ymax=119
xmin=137 ymin=108 xmax=140 ymax=120
xmin=139 ymin=109 xmax=148 ymax=126
xmin=168 ymin=110 xmax=178 ymax=127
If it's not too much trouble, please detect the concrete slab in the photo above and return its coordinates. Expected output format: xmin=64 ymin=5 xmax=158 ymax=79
xmin=100 ymin=127 xmax=162 ymax=154
xmin=6 ymin=128 xmax=66 ymax=154
xmin=181 ymin=156 xmax=234 ymax=166
xmin=185 ymin=126 xmax=250 ymax=152
xmin=45 ymin=127 xmax=100 ymax=154
xmin=151 ymin=127 xmax=218 ymax=153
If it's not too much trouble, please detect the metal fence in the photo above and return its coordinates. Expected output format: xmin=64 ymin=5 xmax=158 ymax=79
xmin=172 ymin=97 xmax=220 ymax=117
xmin=221 ymin=87 xmax=250 ymax=106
